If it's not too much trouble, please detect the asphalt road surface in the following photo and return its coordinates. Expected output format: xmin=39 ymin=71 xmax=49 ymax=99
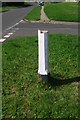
xmin=2 ymin=4 xmax=80 ymax=40
xmin=2 ymin=3 xmax=36 ymax=31
xmin=3 ymin=20 xmax=80 ymax=39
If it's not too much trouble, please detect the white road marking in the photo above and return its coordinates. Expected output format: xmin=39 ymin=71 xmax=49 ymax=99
xmin=11 ymin=28 xmax=19 ymax=33
xmin=15 ymin=23 xmax=19 ymax=25
xmin=2 ymin=20 xmax=21 ymax=41
xmin=0 ymin=39 xmax=6 ymax=42
xmin=6 ymin=25 xmax=15 ymax=31
xmin=19 ymin=20 xmax=23 ymax=23
xmin=3 ymin=27 xmax=19 ymax=41
xmin=14 ymin=28 xmax=19 ymax=30
xmin=4 ymin=35 xmax=10 ymax=38
xmin=8 ymin=33 xmax=13 ymax=35
xmin=5 ymin=20 xmax=22 ymax=31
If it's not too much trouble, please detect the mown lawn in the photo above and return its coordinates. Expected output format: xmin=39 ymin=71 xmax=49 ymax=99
xmin=24 ymin=6 xmax=41 ymax=21
xmin=2 ymin=34 xmax=80 ymax=119
xmin=44 ymin=2 xmax=80 ymax=22
xmin=0 ymin=6 xmax=18 ymax=12
xmin=0 ymin=3 xmax=29 ymax=12
xmin=0 ymin=7 xmax=2 ymax=11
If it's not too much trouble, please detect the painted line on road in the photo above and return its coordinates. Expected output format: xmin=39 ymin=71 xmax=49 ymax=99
xmin=19 ymin=20 xmax=23 ymax=23
xmin=5 ymin=20 xmax=23 ymax=31
xmin=1 ymin=27 xmax=20 ymax=42
xmin=4 ymin=35 xmax=10 ymax=38
xmin=1 ymin=19 xmax=24 ymax=43
xmin=0 ymin=39 xmax=6 ymax=42
xmin=6 ymin=23 xmax=18 ymax=31
xmin=0 ymin=33 xmax=12 ymax=42
xmin=8 ymin=32 xmax=13 ymax=35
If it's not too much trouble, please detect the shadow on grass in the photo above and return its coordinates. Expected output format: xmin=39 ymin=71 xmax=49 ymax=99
xmin=48 ymin=75 xmax=80 ymax=87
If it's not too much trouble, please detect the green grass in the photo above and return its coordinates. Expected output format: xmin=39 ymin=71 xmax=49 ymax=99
xmin=24 ymin=6 xmax=41 ymax=21
xmin=0 ymin=6 xmax=19 ymax=12
xmin=2 ymin=34 xmax=80 ymax=119
xmin=0 ymin=7 xmax=2 ymax=12
xmin=44 ymin=2 xmax=80 ymax=22
xmin=0 ymin=3 xmax=29 ymax=12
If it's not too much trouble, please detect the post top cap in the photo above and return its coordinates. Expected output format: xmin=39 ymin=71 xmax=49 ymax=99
xmin=40 ymin=30 xmax=48 ymax=33
xmin=41 ymin=30 xmax=48 ymax=33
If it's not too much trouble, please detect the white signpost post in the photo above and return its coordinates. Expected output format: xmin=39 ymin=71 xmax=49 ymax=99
xmin=38 ymin=29 xmax=50 ymax=81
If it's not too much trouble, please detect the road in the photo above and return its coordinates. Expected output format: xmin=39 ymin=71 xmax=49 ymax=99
xmin=1 ymin=4 xmax=80 ymax=41
xmin=13 ymin=21 xmax=79 ymax=36
xmin=2 ymin=3 xmax=36 ymax=31
xmin=3 ymin=20 xmax=79 ymax=39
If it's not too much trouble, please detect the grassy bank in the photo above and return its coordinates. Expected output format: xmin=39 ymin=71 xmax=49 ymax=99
xmin=0 ymin=6 xmax=18 ymax=12
xmin=24 ymin=6 xmax=41 ymax=21
xmin=2 ymin=34 xmax=80 ymax=119
xmin=0 ymin=3 xmax=29 ymax=12
xmin=44 ymin=2 xmax=80 ymax=22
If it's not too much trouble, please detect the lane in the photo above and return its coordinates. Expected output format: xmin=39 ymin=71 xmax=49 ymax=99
xmin=2 ymin=3 xmax=36 ymax=31
xmin=14 ymin=21 xmax=79 ymax=29
xmin=4 ymin=21 xmax=79 ymax=39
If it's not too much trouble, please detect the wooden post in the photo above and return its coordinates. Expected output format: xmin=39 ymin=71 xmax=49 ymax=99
xmin=38 ymin=29 xmax=50 ymax=82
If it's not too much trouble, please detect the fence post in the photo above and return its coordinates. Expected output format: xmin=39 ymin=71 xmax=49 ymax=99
xmin=38 ymin=29 xmax=50 ymax=82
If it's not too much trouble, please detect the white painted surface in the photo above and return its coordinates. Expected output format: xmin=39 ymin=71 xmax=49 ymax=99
xmin=0 ymin=39 xmax=6 ymax=42
xmin=8 ymin=33 xmax=13 ymax=35
xmin=4 ymin=35 xmax=10 ymax=38
xmin=38 ymin=29 xmax=49 ymax=75
xmin=5 ymin=20 xmax=22 ymax=31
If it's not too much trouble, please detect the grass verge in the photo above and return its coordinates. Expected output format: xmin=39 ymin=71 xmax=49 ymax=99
xmin=0 ymin=6 xmax=19 ymax=12
xmin=0 ymin=3 xmax=30 ymax=12
xmin=44 ymin=2 xmax=80 ymax=22
xmin=2 ymin=34 xmax=80 ymax=119
xmin=24 ymin=6 xmax=41 ymax=21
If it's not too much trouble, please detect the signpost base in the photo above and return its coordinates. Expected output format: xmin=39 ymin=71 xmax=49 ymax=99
xmin=38 ymin=73 xmax=50 ymax=82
